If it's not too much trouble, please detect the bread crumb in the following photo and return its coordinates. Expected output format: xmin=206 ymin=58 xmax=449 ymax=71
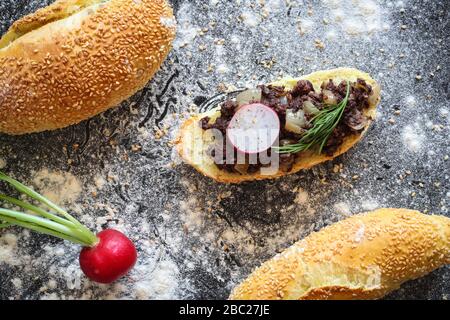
xmin=0 ymin=158 xmax=6 ymax=169
xmin=131 ymin=144 xmax=142 ymax=152
xmin=314 ymin=39 xmax=325 ymax=50
xmin=294 ymin=188 xmax=309 ymax=205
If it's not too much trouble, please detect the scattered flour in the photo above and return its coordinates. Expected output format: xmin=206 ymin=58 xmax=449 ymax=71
xmin=172 ymin=2 xmax=199 ymax=49
xmin=404 ymin=95 xmax=416 ymax=108
xmin=181 ymin=199 xmax=204 ymax=231
xmin=240 ymin=10 xmax=260 ymax=27
xmin=160 ymin=16 xmax=177 ymax=29
xmin=298 ymin=18 xmax=315 ymax=34
xmin=325 ymin=28 xmax=338 ymax=40
xmin=133 ymin=259 xmax=180 ymax=300
xmin=216 ymin=64 xmax=230 ymax=74
xmin=264 ymin=0 xmax=283 ymax=10
xmin=439 ymin=108 xmax=449 ymax=121
xmin=11 ymin=278 xmax=22 ymax=289
xmin=40 ymin=293 xmax=59 ymax=300
xmin=402 ymin=124 xmax=425 ymax=152
xmin=0 ymin=0 xmax=448 ymax=300
xmin=322 ymin=0 xmax=389 ymax=35
xmin=94 ymin=175 xmax=106 ymax=190
xmin=0 ymin=233 xmax=18 ymax=266
xmin=31 ymin=169 xmax=82 ymax=205
xmin=361 ymin=199 xmax=379 ymax=211
xmin=334 ymin=202 xmax=352 ymax=216
xmin=47 ymin=279 xmax=58 ymax=289
xmin=65 ymin=264 xmax=82 ymax=290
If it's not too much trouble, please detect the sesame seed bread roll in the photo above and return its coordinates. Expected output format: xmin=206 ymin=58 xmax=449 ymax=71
xmin=229 ymin=208 xmax=450 ymax=300
xmin=0 ymin=0 xmax=176 ymax=135
xmin=176 ymin=68 xmax=381 ymax=183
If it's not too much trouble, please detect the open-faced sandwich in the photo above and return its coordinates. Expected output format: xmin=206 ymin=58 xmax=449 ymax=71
xmin=176 ymin=68 xmax=381 ymax=183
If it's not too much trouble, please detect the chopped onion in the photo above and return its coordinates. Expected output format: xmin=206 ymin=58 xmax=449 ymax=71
xmin=303 ymin=100 xmax=320 ymax=115
xmin=348 ymin=118 xmax=368 ymax=131
xmin=236 ymin=88 xmax=262 ymax=107
xmin=368 ymin=83 xmax=381 ymax=106
xmin=279 ymin=96 xmax=288 ymax=105
xmin=285 ymin=109 xmax=307 ymax=134
xmin=323 ymin=90 xmax=338 ymax=105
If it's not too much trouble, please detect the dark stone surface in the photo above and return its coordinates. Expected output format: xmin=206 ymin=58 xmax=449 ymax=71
xmin=0 ymin=0 xmax=448 ymax=300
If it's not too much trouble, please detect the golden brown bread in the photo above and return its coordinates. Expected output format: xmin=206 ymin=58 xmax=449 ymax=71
xmin=229 ymin=208 xmax=450 ymax=300
xmin=0 ymin=0 xmax=176 ymax=135
xmin=176 ymin=68 xmax=381 ymax=183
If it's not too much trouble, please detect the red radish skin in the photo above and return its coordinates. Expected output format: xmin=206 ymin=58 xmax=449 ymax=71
xmin=0 ymin=172 xmax=139 ymax=284
xmin=79 ymin=229 xmax=137 ymax=284
xmin=227 ymin=103 xmax=280 ymax=154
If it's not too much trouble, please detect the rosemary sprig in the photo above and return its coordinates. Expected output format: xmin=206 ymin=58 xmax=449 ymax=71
xmin=275 ymin=80 xmax=351 ymax=154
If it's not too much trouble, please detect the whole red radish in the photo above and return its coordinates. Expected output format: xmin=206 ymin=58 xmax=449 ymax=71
xmin=79 ymin=229 xmax=137 ymax=284
xmin=0 ymin=172 xmax=138 ymax=285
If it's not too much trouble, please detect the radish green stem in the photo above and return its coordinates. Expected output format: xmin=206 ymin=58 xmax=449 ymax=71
xmin=0 ymin=194 xmax=77 ymax=228
xmin=0 ymin=208 xmax=87 ymax=241
xmin=0 ymin=172 xmax=82 ymax=226
xmin=0 ymin=171 xmax=98 ymax=247
xmin=0 ymin=215 xmax=88 ymax=246
xmin=0 ymin=222 xmax=11 ymax=228
xmin=0 ymin=194 xmax=94 ymax=244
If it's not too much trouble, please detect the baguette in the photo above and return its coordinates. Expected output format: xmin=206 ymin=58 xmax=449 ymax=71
xmin=176 ymin=68 xmax=381 ymax=183
xmin=0 ymin=0 xmax=176 ymax=135
xmin=229 ymin=208 xmax=450 ymax=300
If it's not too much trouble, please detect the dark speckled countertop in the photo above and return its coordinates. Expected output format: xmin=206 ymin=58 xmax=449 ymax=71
xmin=0 ymin=0 xmax=449 ymax=300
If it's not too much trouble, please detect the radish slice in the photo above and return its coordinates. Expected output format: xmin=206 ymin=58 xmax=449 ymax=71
xmin=227 ymin=103 xmax=280 ymax=154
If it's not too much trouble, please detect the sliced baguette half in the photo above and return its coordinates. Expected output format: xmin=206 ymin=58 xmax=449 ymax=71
xmin=0 ymin=0 xmax=175 ymax=135
xmin=229 ymin=208 xmax=450 ymax=300
xmin=176 ymin=68 xmax=381 ymax=183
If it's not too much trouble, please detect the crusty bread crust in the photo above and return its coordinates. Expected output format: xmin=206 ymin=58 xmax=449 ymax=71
xmin=229 ymin=208 xmax=450 ymax=300
xmin=176 ymin=68 xmax=381 ymax=183
xmin=0 ymin=0 xmax=176 ymax=135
